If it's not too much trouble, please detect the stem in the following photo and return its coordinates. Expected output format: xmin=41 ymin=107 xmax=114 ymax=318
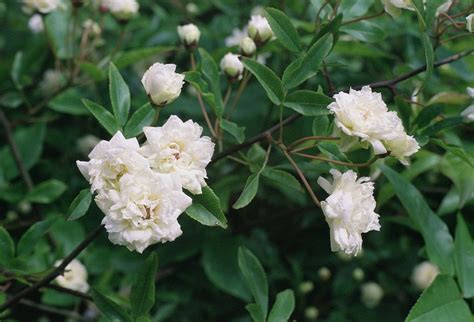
xmin=190 ymin=53 xmax=217 ymax=138
xmin=18 ymin=299 xmax=87 ymax=321
xmin=0 ymin=110 xmax=34 ymax=191
xmin=226 ymin=70 xmax=250 ymax=120
xmin=0 ymin=225 xmax=102 ymax=312
xmin=287 ymin=136 xmax=340 ymax=151
xmin=110 ymin=27 xmax=126 ymax=59
xmin=223 ymin=85 xmax=232 ymax=106
xmin=341 ymin=10 xmax=385 ymax=25
xmin=292 ymin=152 xmax=381 ymax=168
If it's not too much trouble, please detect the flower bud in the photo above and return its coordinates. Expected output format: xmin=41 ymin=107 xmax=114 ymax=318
xmin=240 ymin=37 xmax=256 ymax=56
xmin=220 ymin=53 xmax=244 ymax=80
xmin=83 ymin=19 xmax=101 ymax=37
xmin=361 ymin=282 xmax=384 ymax=308
xmin=177 ymin=23 xmax=201 ymax=48
xmin=17 ymin=201 xmax=32 ymax=214
xmin=77 ymin=134 xmax=101 ymax=156
xmin=353 ymin=268 xmax=365 ymax=281
xmin=6 ymin=210 xmax=18 ymax=221
xmin=304 ymin=307 xmax=319 ymax=320
xmin=108 ymin=0 xmax=139 ymax=22
xmin=247 ymin=15 xmax=273 ymax=44
xmin=54 ymin=259 xmax=90 ymax=292
xmin=28 ymin=14 xmax=44 ymax=34
xmin=23 ymin=0 xmax=61 ymax=14
xmin=467 ymin=14 xmax=474 ymax=33
xmin=141 ymin=63 xmax=185 ymax=106
xmin=317 ymin=267 xmax=331 ymax=281
xmin=411 ymin=261 xmax=439 ymax=290
xmin=299 ymin=281 xmax=314 ymax=294
xmin=185 ymin=3 xmax=199 ymax=15
xmin=40 ymin=70 xmax=66 ymax=96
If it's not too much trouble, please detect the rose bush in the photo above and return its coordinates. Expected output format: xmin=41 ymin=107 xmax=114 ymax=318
xmin=0 ymin=0 xmax=473 ymax=321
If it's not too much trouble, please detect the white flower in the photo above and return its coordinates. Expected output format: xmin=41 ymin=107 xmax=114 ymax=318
xmin=40 ymin=70 xmax=66 ymax=96
xmin=412 ymin=261 xmax=439 ymax=290
xmin=185 ymin=3 xmax=199 ymax=15
xmin=381 ymin=0 xmax=414 ymax=18
xmin=240 ymin=36 xmax=256 ymax=56
xmin=461 ymin=105 xmax=474 ymax=122
xmin=108 ymin=0 xmax=139 ymax=21
xmin=247 ymin=15 xmax=273 ymax=43
xmin=177 ymin=23 xmax=201 ymax=46
xmin=361 ymin=282 xmax=384 ymax=308
xmin=141 ymin=63 xmax=185 ymax=106
xmin=328 ymin=86 xmax=419 ymax=164
xmin=141 ymin=115 xmax=215 ymax=194
xmin=317 ymin=267 xmax=331 ymax=281
xmin=54 ymin=259 xmax=89 ymax=293
xmin=435 ymin=0 xmax=452 ymax=17
xmin=317 ymin=169 xmax=380 ymax=256
xmin=467 ymin=14 xmax=474 ymax=33
xmin=97 ymin=172 xmax=191 ymax=253
xmin=76 ymin=131 xmax=150 ymax=193
xmin=467 ymin=87 xmax=474 ymax=98
xmin=83 ymin=19 xmax=101 ymax=36
xmin=77 ymin=134 xmax=101 ymax=157
xmin=220 ymin=53 xmax=244 ymax=79
xmin=23 ymin=0 xmax=61 ymax=14
xmin=28 ymin=14 xmax=44 ymax=33
xmin=225 ymin=27 xmax=248 ymax=47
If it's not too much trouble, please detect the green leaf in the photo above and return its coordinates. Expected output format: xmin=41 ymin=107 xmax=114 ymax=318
xmin=432 ymin=139 xmax=473 ymax=168
xmin=202 ymin=236 xmax=252 ymax=301
xmin=268 ymin=289 xmax=295 ymax=322
xmin=412 ymin=0 xmax=427 ymax=31
xmin=455 ymin=214 xmax=474 ymax=298
xmin=48 ymin=89 xmax=90 ymax=115
xmin=406 ymin=275 xmax=471 ymax=322
xmin=242 ymin=58 xmax=285 ymax=105
xmin=395 ymin=96 xmax=412 ymax=130
xmin=113 ymin=46 xmax=175 ymax=69
xmin=233 ymin=173 xmax=260 ymax=209
xmin=124 ymin=103 xmax=156 ymax=138
xmin=130 ymin=253 xmax=158 ymax=318
xmin=341 ymin=21 xmax=386 ymax=43
xmin=283 ymin=90 xmax=332 ymax=116
xmin=91 ymin=289 xmax=132 ymax=322
xmin=26 ymin=179 xmax=67 ymax=204
xmin=418 ymin=32 xmax=434 ymax=94
xmin=440 ymin=154 xmax=474 ymax=208
xmin=67 ymin=189 xmax=92 ymax=221
xmin=220 ymin=119 xmax=245 ymax=143
xmin=262 ymin=167 xmax=302 ymax=192
xmin=246 ymin=303 xmax=265 ymax=322
xmin=282 ymin=34 xmax=333 ymax=89
xmin=82 ymin=99 xmax=119 ymax=135
xmin=11 ymin=51 xmax=23 ymax=89
xmin=109 ymin=62 xmax=130 ymax=126
xmin=312 ymin=115 xmax=331 ymax=136
xmin=79 ymin=62 xmax=106 ymax=81
xmin=0 ymin=227 xmax=15 ymax=264
xmin=421 ymin=116 xmax=463 ymax=137
xmin=198 ymin=49 xmax=224 ymax=118
xmin=185 ymin=186 xmax=227 ymax=228
xmin=44 ymin=10 xmax=74 ymax=59
xmin=238 ymin=247 xmax=268 ymax=320
xmin=184 ymin=71 xmax=220 ymax=116
xmin=264 ymin=7 xmax=301 ymax=52
xmin=0 ymin=123 xmax=45 ymax=181
xmin=380 ymin=165 xmax=454 ymax=275
xmin=424 ymin=0 xmax=446 ymax=27
xmin=17 ymin=217 xmax=57 ymax=257
xmin=413 ymin=105 xmax=443 ymax=129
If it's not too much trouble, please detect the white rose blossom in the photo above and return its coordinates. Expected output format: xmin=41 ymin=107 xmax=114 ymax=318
xmin=54 ymin=259 xmax=89 ymax=293
xmin=220 ymin=53 xmax=244 ymax=79
xmin=411 ymin=261 xmax=439 ymax=290
xmin=23 ymin=0 xmax=61 ymax=14
xmin=141 ymin=63 xmax=185 ymax=106
xmin=328 ymin=86 xmax=419 ymax=165
xmin=141 ymin=115 xmax=215 ymax=194
xmin=97 ymin=172 xmax=191 ymax=253
xmin=77 ymin=131 xmax=150 ymax=193
xmin=317 ymin=169 xmax=380 ymax=256
xmin=28 ymin=14 xmax=44 ymax=33
xmin=361 ymin=282 xmax=384 ymax=308
xmin=108 ymin=0 xmax=139 ymax=21
xmin=247 ymin=15 xmax=274 ymax=43
xmin=177 ymin=23 xmax=201 ymax=46
xmin=467 ymin=14 xmax=474 ymax=33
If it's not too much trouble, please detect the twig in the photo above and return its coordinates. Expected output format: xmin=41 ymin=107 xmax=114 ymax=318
xmin=18 ymin=299 xmax=87 ymax=321
xmin=44 ymin=284 xmax=92 ymax=301
xmin=226 ymin=70 xmax=250 ymax=120
xmin=292 ymin=152 xmax=382 ymax=168
xmin=0 ymin=225 xmax=102 ymax=312
xmin=287 ymin=136 xmax=340 ymax=151
xmin=0 ymin=109 xmax=34 ymax=191
xmin=211 ymin=49 xmax=472 ymax=164
xmin=341 ymin=10 xmax=385 ymax=25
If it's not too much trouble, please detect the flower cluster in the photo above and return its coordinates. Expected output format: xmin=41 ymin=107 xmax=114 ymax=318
xmin=317 ymin=169 xmax=380 ymax=256
xmin=77 ymin=116 xmax=215 ymax=253
xmin=328 ymin=86 xmax=419 ymax=165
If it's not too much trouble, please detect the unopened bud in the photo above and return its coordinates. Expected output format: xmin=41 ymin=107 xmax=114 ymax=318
xmin=317 ymin=267 xmax=331 ymax=281
xmin=220 ymin=53 xmax=244 ymax=80
xmin=240 ymin=37 xmax=256 ymax=56
xmin=177 ymin=23 xmax=201 ymax=48
xmin=304 ymin=306 xmax=319 ymax=320
xmin=299 ymin=281 xmax=314 ymax=294
xmin=353 ymin=268 xmax=364 ymax=281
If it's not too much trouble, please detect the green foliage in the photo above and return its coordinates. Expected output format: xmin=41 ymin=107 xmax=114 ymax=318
xmin=82 ymin=99 xmax=119 ymax=135
xmin=185 ymin=186 xmax=228 ymax=228
xmin=124 ymin=103 xmax=156 ymax=138
xmin=264 ymin=7 xmax=301 ymax=53
xmin=454 ymin=214 xmax=474 ymax=298
xmin=91 ymin=289 xmax=132 ymax=322
xmin=109 ymin=62 xmax=131 ymax=127
xmin=26 ymin=180 xmax=67 ymax=204
xmin=130 ymin=253 xmax=159 ymax=318
xmin=17 ymin=217 xmax=57 ymax=257
xmin=67 ymin=189 xmax=92 ymax=221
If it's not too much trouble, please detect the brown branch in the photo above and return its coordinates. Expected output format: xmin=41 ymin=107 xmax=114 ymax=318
xmin=211 ymin=49 xmax=473 ymax=164
xmin=0 ymin=109 xmax=34 ymax=191
xmin=0 ymin=225 xmax=102 ymax=312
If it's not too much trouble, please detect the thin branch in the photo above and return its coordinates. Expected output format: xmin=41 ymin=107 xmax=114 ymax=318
xmin=18 ymin=299 xmax=87 ymax=321
xmin=0 ymin=225 xmax=102 ymax=312
xmin=292 ymin=152 xmax=382 ymax=168
xmin=0 ymin=109 xmax=34 ymax=191
xmin=211 ymin=49 xmax=473 ymax=164
xmin=341 ymin=10 xmax=385 ymax=25
xmin=287 ymin=136 xmax=340 ymax=151
xmin=44 ymin=284 xmax=92 ymax=301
